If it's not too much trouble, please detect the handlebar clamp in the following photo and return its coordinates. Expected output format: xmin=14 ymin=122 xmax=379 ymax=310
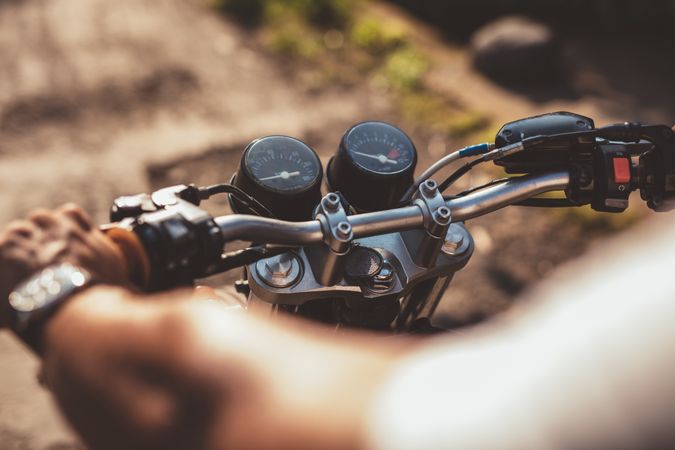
xmin=406 ymin=179 xmax=450 ymax=268
xmin=306 ymin=193 xmax=354 ymax=286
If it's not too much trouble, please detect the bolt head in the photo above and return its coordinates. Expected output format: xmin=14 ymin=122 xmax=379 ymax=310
xmin=256 ymin=253 xmax=302 ymax=288
xmin=264 ymin=254 xmax=293 ymax=277
xmin=369 ymin=261 xmax=395 ymax=292
xmin=442 ymin=224 xmax=469 ymax=256
xmin=442 ymin=237 xmax=462 ymax=253
xmin=323 ymin=194 xmax=340 ymax=211
xmin=434 ymin=206 xmax=451 ymax=225
xmin=422 ymin=179 xmax=438 ymax=196
xmin=375 ymin=265 xmax=393 ymax=281
xmin=336 ymin=221 xmax=352 ymax=239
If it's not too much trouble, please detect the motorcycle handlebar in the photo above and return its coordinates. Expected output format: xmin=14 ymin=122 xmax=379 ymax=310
xmin=213 ymin=170 xmax=571 ymax=245
xmin=447 ymin=170 xmax=570 ymax=221
xmin=106 ymin=170 xmax=570 ymax=290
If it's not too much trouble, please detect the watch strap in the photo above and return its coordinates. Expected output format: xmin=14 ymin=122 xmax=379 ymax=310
xmin=9 ymin=263 xmax=93 ymax=355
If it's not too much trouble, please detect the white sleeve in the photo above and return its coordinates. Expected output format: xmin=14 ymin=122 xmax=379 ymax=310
xmin=365 ymin=215 xmax=675 ymax=450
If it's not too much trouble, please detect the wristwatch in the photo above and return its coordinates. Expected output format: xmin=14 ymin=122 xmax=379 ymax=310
xmin=8 ymin=263 xmax=93 ymax=355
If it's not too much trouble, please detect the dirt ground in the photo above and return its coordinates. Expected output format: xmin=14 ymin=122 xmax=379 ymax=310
xmin=0 ymin=0 xmax=391 ymax=447
xmin=1 ymin=1 xmax=674 ymax=449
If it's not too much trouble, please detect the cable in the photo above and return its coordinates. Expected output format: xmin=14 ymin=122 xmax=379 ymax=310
xmin=438 ymin=137 xmax=553 ymax=194
xmin=437 ymin=157 xmax=487 ymax=193
xmin=413 ymin=128 xmax=606 ymax=199
xmin=454 ymin=177 xmax=511 ymax=197
xmin=515 ymin=198 xmax=577 ymax=207
xmin=200 ymin=183 xmax=276 ymax=219
xmin=427 ymin=127 xmax=630 ymax=197
xmin=400 ymin=142 xmax=493 ymax=202
xmin=445 ymin=178 xmax=574 ymax=208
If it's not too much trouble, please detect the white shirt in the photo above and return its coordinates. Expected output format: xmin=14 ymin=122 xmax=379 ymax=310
xmin=367 ymin=215 xmax=675 ymax=450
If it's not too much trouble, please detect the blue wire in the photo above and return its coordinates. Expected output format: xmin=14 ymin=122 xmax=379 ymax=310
xmin=458 ymin=143 xmax=491 ymax=157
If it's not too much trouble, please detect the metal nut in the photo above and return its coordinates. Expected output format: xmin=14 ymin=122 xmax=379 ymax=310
xmin=256 ymin=253 xmax=302 ymax=288
xmin=441 ymin=224 xmax=469 ymax=256
xmin=264 ymin=257 xmax=293 ymax=278
xmin=369 ymin=261 xmax=395 ymax=292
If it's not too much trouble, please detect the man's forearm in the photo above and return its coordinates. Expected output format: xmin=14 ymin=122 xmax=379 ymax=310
xmin=41 ymin=286 xmax=218 ymax=450
xmin=40 ymin=286 xmax=414 ymax=450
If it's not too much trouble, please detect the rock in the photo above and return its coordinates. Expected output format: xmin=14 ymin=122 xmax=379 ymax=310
xmin=470 ymin=16 xmax=560 ymax=83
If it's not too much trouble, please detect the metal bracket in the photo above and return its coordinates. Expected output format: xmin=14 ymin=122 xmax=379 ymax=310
xmin=306 ymin=193 xmax=354 ymax=286
xmin=403 ymin=179 xmax=451 ymax=268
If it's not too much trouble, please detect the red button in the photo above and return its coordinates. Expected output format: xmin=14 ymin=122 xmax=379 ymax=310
xmin=613 ymin=158 xmax=631 ymax=184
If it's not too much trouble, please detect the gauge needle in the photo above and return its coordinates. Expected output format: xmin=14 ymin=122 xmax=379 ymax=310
xmin=259 ymin=171 xmax=301 ymax=181
xmin=353 ymin=151 xmax=398 ymax=165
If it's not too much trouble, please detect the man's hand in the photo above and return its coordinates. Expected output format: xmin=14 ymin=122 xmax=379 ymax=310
xmin=40 ymin=287 xmax=407 ymax=450
xmin=0 ymin=204 xmax=127 ymax=327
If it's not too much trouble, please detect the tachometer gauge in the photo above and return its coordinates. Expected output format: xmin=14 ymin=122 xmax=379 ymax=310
xmin=327 ymin=122 xmax=417 ymax=212
xmin=344 ymin=122 xmax=416 ymax=174
xmin=232 ymin=136 xmax=323 ymax=221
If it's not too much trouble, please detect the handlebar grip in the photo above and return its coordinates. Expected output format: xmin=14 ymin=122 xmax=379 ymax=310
xmin=102 ymin=226 xmax=151 ymax=290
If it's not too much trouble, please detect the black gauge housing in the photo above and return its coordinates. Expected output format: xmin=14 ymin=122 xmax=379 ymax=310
xmin=231 ymin=136 xmax=323 ymax=221
xmin=327 ymin=122 xmax=417 ymax=212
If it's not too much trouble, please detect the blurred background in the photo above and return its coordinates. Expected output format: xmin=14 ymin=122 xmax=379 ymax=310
xmin=1 ymin=0 xmax=674 ymax=448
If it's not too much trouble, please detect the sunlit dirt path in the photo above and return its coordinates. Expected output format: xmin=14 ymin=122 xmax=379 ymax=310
xmin=0 ymin=1 xmax=389 ymax=448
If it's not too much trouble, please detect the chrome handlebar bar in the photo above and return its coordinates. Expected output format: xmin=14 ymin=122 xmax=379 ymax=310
xmin=214 ymin=170 xmax=570 ymax=245
xmin=448 ymin=170 xmax=570 ymax=221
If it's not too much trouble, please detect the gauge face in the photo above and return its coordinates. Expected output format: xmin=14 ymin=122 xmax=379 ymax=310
xmin=244 ymin=136 xmax=322 ymax=193
xmin=342 ymin=122 xmax=416 ymax=175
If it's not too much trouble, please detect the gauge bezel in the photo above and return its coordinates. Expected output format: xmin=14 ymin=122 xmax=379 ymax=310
xmin=339 ymin=121 xmax=417 ymax=177
xmin=242 ymin=135 xmax=323 ymax=195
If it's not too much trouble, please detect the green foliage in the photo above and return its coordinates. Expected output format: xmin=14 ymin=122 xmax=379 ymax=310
xmin=278 ymin=0 xmax=359 ymax=27
xmin=262 ymin=15 xmax=321 ymax=57
xmin=446 ymin=111 xmax=491 ymax=137
xmin=212 ymin=0 xmax=491 ymax=142
xmin=213 ymin=0 xmax=362 ymax=58
xmin=397 ymin=91 xmax=490 ymax=138
xmin=212 ymin=0 xmax=360 ymax=28
xmin=472 ymin=124 xmax=502 ymax=144
xmin=350 ymin=17 xmax=406 ymax=54
xmin=382 ymin=47 xmax=428 ymax=90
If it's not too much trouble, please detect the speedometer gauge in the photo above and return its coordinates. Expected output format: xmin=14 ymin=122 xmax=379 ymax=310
xmin=244 ymin=136 xmax=321 ymax=193
xmin=232 ymin=136 xmax=323 ymax=221
xmin=327 ymin=122 xmax=417 ymax=212
xmin=344 ymin=122 xmax=416 ymax=174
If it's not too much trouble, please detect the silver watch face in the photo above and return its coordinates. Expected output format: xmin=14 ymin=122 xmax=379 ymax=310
xmin=9 ymin=264 xmax=89 ymax=313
